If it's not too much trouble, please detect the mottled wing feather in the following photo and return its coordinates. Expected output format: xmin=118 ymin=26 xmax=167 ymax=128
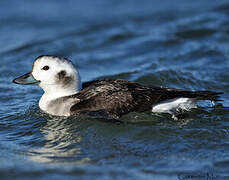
xmin=70 ymin=80 xmax=159 ymax=118
xmin=69 ymin=79 xmax=223 ymax=118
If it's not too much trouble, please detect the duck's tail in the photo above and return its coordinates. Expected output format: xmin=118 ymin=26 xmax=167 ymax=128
xmin=188 ymin=91 xmax=223 ymax=101
xmin=162 ymin=89 xmax=224 ymax=102
xmin=152 ymin=86 xmax=224 ymax=103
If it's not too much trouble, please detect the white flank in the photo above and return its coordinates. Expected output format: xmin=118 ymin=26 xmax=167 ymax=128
xmin=152 ymin=98 xmax=197 ymax=114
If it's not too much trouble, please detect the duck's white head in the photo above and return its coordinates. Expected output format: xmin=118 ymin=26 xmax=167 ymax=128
xmin=13 ymin=55 xmax=81 ymax=98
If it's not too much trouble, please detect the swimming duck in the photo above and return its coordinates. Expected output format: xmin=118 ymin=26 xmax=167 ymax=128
xmin=13 ymin=55 xmax=222 ymax=118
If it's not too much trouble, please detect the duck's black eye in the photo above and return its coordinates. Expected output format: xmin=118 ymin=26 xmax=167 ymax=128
xmin=42 ymin=66 xmax=49 ymax=71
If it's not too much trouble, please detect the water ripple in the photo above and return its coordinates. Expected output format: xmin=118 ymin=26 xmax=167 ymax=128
xmin=0 ymin=0 xmax=229 ymax=179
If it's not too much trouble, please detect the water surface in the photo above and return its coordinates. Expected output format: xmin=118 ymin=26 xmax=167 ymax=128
xmin=1 ymin=0 xmax=229 ymax=179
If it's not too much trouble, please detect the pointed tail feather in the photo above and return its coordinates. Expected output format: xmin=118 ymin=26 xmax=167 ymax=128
xmin=190 ymin=91 xmax=223 ymax=101
xmin=157 ymin=88 xmax=224 ymax=102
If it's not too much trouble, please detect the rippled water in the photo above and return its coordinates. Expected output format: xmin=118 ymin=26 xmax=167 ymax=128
xmin=1 ymin=0 xmax=229 ymax=179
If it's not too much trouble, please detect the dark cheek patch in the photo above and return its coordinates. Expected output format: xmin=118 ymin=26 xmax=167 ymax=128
xmin=57 ymin=70 xmax=73 ymax=86
xmin=58 ymin=70 xmax=66 ymax=79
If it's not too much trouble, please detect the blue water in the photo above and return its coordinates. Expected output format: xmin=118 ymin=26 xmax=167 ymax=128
xmin=1 ymin=0 xmax=229 ymax=179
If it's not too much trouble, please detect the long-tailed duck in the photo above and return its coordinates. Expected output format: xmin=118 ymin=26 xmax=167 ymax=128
xmin=13 ymin=55 xmax=223 ymax=118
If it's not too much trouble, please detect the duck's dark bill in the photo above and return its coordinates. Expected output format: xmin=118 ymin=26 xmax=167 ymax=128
xmin=13 ymin=72 xmax=40 ymax=85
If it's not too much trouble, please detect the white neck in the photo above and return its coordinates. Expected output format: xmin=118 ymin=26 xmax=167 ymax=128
xmin=38 ymin=82 xmax=81 ymax=114
xmin=42 ymin=85 xmax=79 ymax=99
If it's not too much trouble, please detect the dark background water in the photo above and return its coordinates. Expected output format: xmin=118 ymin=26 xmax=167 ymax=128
xmin=1 ymin=0 xmax=229 ymax=179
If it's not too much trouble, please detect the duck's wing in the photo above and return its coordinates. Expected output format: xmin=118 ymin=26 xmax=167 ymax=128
xmin=69 ymin=80 xmax=160 ymax=118
xmin=69 ymin=79 xmax=223 ymax=118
